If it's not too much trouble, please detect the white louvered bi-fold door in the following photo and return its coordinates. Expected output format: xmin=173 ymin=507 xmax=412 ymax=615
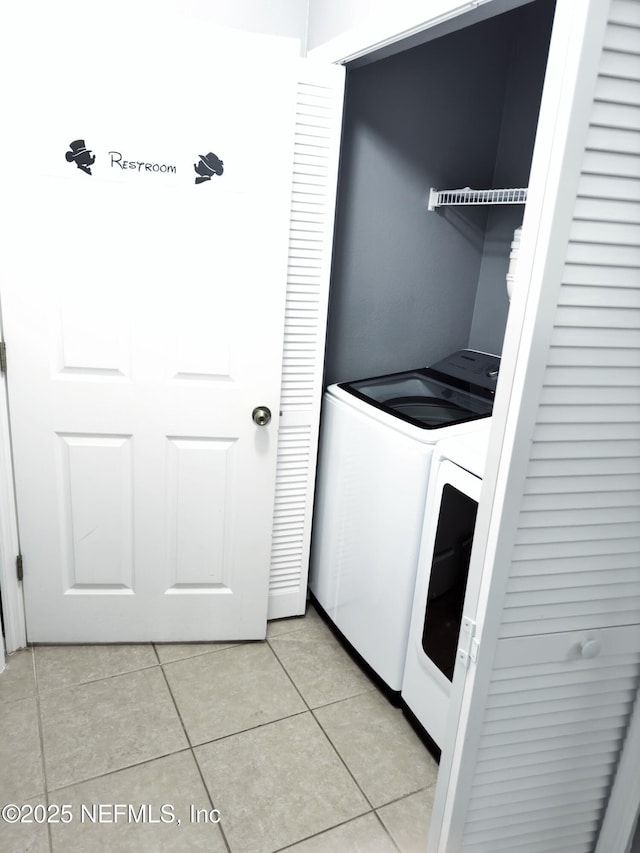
xmin=433 ymin=1 xmax=640 ymax=851
xmin=460 ymin=629 xmax=640 ymax=853
xmin=268 ymin=61 xmax=345 ymax=619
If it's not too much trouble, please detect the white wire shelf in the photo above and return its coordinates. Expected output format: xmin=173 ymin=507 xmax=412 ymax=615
xmin=428 ymin=186 xmax=528 ymax=211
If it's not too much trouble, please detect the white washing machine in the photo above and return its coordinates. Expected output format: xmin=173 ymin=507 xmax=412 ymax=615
xmin=309 ymin=350 xmax=499 ymax=694
xmin=401 ymin=425 xmax=491 ymax=747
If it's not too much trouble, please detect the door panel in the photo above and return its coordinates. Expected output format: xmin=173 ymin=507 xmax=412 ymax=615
xmin=165 ymin=436 xmax=235 ymax=589
xmin=0 ymin=5 xmax=299 ymax=642
xmin=58 ymin=432 xmax=134 ymax=590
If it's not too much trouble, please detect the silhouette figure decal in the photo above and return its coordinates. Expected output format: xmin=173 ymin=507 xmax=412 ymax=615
xmin=65 ymin=139 xmax=95 ymax=176
xmin=194 ymin=152 xmax=224 ymax=185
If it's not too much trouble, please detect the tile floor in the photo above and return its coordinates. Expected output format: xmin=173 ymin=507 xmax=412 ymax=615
xmin=0 ymin=603 xmax=438 ymax=852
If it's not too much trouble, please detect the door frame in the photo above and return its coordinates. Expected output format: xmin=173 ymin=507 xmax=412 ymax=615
xmin=0 ymin=356 xmax=25 ymax=652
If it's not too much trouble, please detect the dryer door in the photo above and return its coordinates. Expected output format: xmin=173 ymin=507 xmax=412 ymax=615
xmin=402 ymin=458 xmax=482 ymax=748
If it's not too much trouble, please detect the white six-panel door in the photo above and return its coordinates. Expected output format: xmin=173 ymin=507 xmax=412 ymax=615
xmin=0 ymin=4 xmax=299 ymax=641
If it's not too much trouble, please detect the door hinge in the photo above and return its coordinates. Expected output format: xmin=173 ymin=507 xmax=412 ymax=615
xmin=0 ymin=341 xmax=6 ymax=374
xmin=457 ymin=616 xmax=479 ymax=670
xmin=16 ymin=554 xmax=23 ymax=581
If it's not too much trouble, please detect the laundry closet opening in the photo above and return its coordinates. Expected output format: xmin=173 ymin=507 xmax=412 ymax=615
xmin=323 ymin=0 xmax=556 ymax=387
xmin=308 ymin=0 xmax=557 ymax=752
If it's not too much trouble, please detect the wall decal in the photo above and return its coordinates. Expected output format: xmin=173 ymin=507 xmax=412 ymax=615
xmin=65 ymin=140 xmax=95 ymax=176
xmin=62 ymin=140 xmax=225 ymax=188
xmin=194 ymin=152 xmax=224 ymax=185
xmin=109 ymin=151 xmax=177 ymax=174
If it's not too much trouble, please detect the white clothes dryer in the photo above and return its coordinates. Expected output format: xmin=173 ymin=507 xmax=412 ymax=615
xmin=309 ymin=350 xmax=499 ymax=695
xmin=401 ymin=425 xmax=491 ymax=748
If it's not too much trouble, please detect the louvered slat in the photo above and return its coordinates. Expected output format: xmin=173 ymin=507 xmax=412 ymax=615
xmin=525 ymin=475 xmax=639 ymax=496
xmin=561 ymin=262 xmax=640 ymax=286
xmin=595 ymin=75 xmax=640 ymax=106
xmin=522 ymin=488 xmax=640 ymax=508
xmin=467 ymin=783 xmax=608 ymax=824
xmin=268 ymin=65 xmax=344 ymax=619
xmin=573 ymin=195 xmax=640 ymax=223
xmin=607 ymin=0 xmax=640 ymax=27
xmin=578 ymin=171 xmax=640 ymax=198
xmin=511 ymin=550 xmax=640 ymax=575
xmin=543 ymin=346 xmax=640 ymax=370
xmin=570 ymin=220 xmax=640 ymax=244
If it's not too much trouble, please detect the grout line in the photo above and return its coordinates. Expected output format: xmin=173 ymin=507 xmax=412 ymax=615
xmin=267 ymin=610 xmax=417 ymax=819
xmin=31 ymin=648 xmax=54 ymax=853
xmin=265 ymin=612 xmax=314 ymax=642
xmin=155 ymin=641 xmax=250 ymax=666
xmin=158 ymin=639 xmax=313 ymax=748
xmin=266 ymin=606 xmax=375 ymax=715
xmin=157 ymin=654 xmax=232 ymax=853
xmin=371 ymin=809 xmax=403 ymax=853
xmin=189 ymin=750 xmax=232 ymax=853
xmin=157 ymin=647 xmax=237 ymax=849
xmin=273 ymin=810 xmax=386 ymax=852
xmin=266 ymin=636 xmax=314 ymax=713
xmin=31 ymin=648 xmax=49 ymax=789
xmin=374 ymin=786 xmax=439 ymax=852
xmin=309 ymin=706 xmax=378 ymax=813
xmin=312 ymin=701 xmax=439 ymax=813
xmin=376 ymin=780 xmax=439 ymax=809
xmin=43 ymin=748 xmax=194 ymax=795
xmin=188 ymin=708 xmax=310 ymax=752
xmin=306 ymin=685 xmax=377 ymax=713
xmin=156 ymin=658 xmax=194 ymax=750
xmin=34 ymin=661 xmax=162 ymax=697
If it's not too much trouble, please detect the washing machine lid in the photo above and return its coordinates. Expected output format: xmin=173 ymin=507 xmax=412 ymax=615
xmin=338 ymin=350 xmax=499 ymax=430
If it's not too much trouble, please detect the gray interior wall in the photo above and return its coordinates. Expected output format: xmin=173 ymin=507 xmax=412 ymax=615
xmin=468 ymin=0 xmax=555 ymax=354
xmin=323 ymin=13 xmax=518 ymax=385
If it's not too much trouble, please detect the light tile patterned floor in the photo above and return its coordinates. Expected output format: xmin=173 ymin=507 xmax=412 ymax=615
xmin=0 ymin=604 xmax=438 ymax=852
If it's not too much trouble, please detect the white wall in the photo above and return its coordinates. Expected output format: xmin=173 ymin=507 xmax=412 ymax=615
xmin=307 ymin=0 xmax=384 ymax=51
xmin=306 ymin=0 xmax=535 ymax=60
xmin=306 ymin=0 xmax=468 ymax=56
xmin=178 ymin=0 xmax=309 ymax=50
